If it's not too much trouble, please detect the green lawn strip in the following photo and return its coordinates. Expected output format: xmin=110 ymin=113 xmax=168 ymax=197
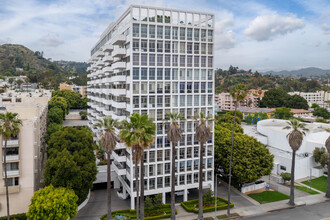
xmin=248 ymin=191 xmax=289 ymax=204
xmin=294 ymin=185 xmax=319 ymax=195
xmin=217 ymin=213 xmax=240 ymax=219
xmin=181 ymin=197 xmax=234 ymax=213
xmin=302 ymin=176 xmax=327 ymax=193
xmin=100 ymin=204 xmax=176 ymax=220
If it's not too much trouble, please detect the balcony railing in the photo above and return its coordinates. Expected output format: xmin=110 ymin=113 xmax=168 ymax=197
xmin=3 ymin=170 xmax=19 ymax=177
xmin=3 ymin=155 xmax=19 ymax=162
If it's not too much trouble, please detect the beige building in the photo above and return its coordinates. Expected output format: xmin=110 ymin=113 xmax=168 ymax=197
xmin=59 ymin=82 xmax=87 ymax=98
xmin=0 ymin=90 xmax=51 ymax=217
xmin=289 ymin=91 xmax=330 ymax=108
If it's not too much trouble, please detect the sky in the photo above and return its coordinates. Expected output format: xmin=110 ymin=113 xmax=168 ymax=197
xmin=0 ymin=0 xmax=330 ymax=71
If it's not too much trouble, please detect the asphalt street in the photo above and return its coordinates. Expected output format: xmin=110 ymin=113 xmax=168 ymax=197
xmin=243 ymin=201 xmax=330 ymax=220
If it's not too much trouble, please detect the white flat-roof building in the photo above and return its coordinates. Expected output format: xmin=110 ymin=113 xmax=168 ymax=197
xmin=244 ymin=119 xmax=330 ymax=180
xmin=0 ymin=90 xmax=51 ymax=216
xmin=87 ymin=5 xmax=215 ymax=208
xmin=289 ymin=91 xmax=330 ymax=108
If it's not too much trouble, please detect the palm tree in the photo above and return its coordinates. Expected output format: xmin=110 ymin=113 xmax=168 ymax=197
xmin=194 ymin=112 xmax=213 ymax=220
xmin=95 ymin=116 xmax=121 ymax=220
xmin=120 ymin=113 xmax=155 ymax=220
xmin=0 ymin=112 xmax=22 ymax=220
xmin=164 ymin=112 xmax=184 ymax=220
xmin=283 ymin=119 xmax=308 ymax=205
xmin=324 ymin=128 xmax=330 ymax=198
xmin=16 ymin=79 xmax=23 ymax=91
xmin=227 ymin=84 xmax=248 ymax=217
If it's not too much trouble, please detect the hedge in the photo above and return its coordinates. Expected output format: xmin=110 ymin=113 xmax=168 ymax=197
xmin=0 ymin=213 xmax=26 ymax=220
xmin=100 ymin=204 xmax=177 ymax=220
xmin=181 ymin=197 xmax=234 ymax=213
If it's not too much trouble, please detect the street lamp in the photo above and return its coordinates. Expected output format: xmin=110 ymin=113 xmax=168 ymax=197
xmin=214 ymin=166 xmax=225 ymax=220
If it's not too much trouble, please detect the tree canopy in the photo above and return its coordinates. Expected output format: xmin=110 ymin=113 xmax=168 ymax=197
xmin=260 ymin=88 xmax=308 ymax=110
xmin=26 ymin=185 xmax=78 ymax=220
xmin=214 ymin=125 xmax=273 ymax=186
xmin=274 ymin=107 xmax=293 ymax=119
xmin=52 ymin=90 xmax=88 ymax=109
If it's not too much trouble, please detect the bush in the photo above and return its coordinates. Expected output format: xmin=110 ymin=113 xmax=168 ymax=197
xmin=181 ymin=197 xmax=234 ymax=213
xmin=203 ymin=189 xmax=214 ymax=205
xmin=281 ymin=172 xmax=291 ymax=182
xmin=79 ymin=110 xmax=88 ymax=120
xmin=0 ymin=213 xmax=26 ymax=220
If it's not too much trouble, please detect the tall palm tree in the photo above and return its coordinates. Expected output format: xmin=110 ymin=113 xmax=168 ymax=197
xmin=324 ymin=128 xmax=330 ymax=198
xmin=0 ymin=112 xmax=22 ymax=220
xmin=194 ymin=112 xmax=213 ymax=220
xmin=227 ymin=84 xmax=248 ymax=217
xmin=283 ymin=119 xmax=308 ymax=205
xmin=95 ymin=116 xmax=121 ymax=220
xmin=120 ymin=113 xmax=155 ymax=220
xmin=164 ymin=112 xmax=183 ymax=220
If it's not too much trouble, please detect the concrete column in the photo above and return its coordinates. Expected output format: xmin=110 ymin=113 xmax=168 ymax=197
xmin=130 ymin=195 xmax=135 ymax=209
xmin=162 ymin=192 xmax=166 ymax=204
xmin=184 ymin=189 xmax=188 ymax=201
xmin=123 ymin=188 xmax=127 ymax=198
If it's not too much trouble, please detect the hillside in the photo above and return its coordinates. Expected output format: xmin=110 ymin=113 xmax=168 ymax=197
xmin=0 ymin=44 xmax=88 ymax=87
xmin=263 ymin=67 xmax=330 ymax=77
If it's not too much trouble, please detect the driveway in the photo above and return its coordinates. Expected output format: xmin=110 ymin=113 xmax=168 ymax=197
xmin=74 ymin=188 xmax=130 ymax=220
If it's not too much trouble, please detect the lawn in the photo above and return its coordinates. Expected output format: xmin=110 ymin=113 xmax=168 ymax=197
xmin=248 ymin=191 xmax=289 ymax=204
xmin=294 ymin=185 xmax=319 ymax=195
xmin=302 ymin=176 xmax=327 ymax=193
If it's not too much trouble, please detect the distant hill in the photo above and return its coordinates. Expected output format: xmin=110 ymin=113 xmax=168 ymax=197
xmin=0 ymin=44 xmax=87 ymax=87
xmin=53 ymin=60 xmax=88 ymax=74
xmin=263 ymin=67 xmax=330 ymax=77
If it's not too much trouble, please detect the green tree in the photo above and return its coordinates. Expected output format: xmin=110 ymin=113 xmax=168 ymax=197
xmin=120 ymin=113 xmax=155 ymax=220
xmin=52 ymin=90 xmax=83 ymax=109
xmin=48 ymin=96 xmax=68 ymax=119
xmin=325 ymin=129 xmax=330 ymax=198
xmin=216 ymin=113 xmax=242 ymax=125
xmin=153 ymin=193 xmax=163 ymax=210
xmin=227 ymin=84 xmax=248 ymax=217
xmin=311 ymin=103 xmax=320 ymax=109
xmin=313 ymin=107 xmax=330 ymax=119
xmin=202 ymin=189 xmax=214 ymax=206
xmin=194 ymin=112 xmax=213 ymax=220
xmin=46 ymin=127 xmax=97 ymax=204
xmin=16 ymin=79 xmax=23 ymax=91
xmin=26 ymin=185 xmax=78 ymax=220
xmin=79 ymin=110 xmax=88 ymax=120
xmin=259 ymin=88 xmax=290 ymax=108
xmin=144 ymin=196 xmax=153 ymax=213
xmin=46 ymin=123 xmax=63 ymax=141
xmin=286 ymin=95 xmax=309 ymax=110
xmin=95 ymin=116 xmax=121 ymax=220
xmin=281 ymin=172 xmax=291 ymax=182
xmin=163 ymin=112 xmax=183 ymax=220
xmin=0 ymin=112 xmax=22 ymax=220
xmin=48 ymin=107 xmax=64 ymax=124
xmin=215 ymin=125 xmax=273 ymax=185
xmin=274 ymin=107 xmax=293 ymax=119
xmin=283 ymin=119 xmax=309 ymax=205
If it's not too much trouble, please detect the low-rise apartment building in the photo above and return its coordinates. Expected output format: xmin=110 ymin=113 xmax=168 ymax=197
xmin=215 ymin=89 xmax=266 ymax=111
xmin=0 ymin=90 xmax=51 ymax=217
xmin=59 ymin=82 xmax=87 ymax=98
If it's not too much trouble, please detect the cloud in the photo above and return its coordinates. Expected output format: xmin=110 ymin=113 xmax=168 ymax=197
xmin=322 ymin=23 xmax=330 ymax=34
xmin=214 ymin=15 xmax=236 ymax=49
xmin=243 ymin=13 xmax=305 ymax=41
xmin=38 ymin=34 xmax=64 ymax=47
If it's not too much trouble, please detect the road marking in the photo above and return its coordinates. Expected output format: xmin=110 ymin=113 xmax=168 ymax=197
xmin=320 ymin=217 xmax=330 ymax=220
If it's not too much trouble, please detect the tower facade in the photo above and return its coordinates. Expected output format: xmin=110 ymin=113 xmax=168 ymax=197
xmin=87 ymin=5 xmax=214 ymax=208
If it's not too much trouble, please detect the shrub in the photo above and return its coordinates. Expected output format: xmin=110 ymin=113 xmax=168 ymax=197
xmin=79 ymin=110 xmax=88 ymax=120
xmin=0 ymin=213 xmax=26 ymax=220
xmin=281 ymin=172 xmax=291 ymax=182
xmin=203 ymin=189 xmax=214 ymax=205
xmin=181 ymin=197 xmax=234 ymax=213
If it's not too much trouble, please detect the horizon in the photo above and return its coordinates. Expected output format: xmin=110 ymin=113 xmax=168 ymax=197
xmin=1 ymin=0 xmax=330 ymax=72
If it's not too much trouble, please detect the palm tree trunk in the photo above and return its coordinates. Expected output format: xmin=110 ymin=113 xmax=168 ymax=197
xmin=135 ymin=153 xmax=140 ymax=220
xmin=198 ymin=142 xmax=204 ymax=220
xmin=107 ymin=152 xmax=112 ymax=220
xmin=140 ymin=154 xmax=145 ymax=220
xmin=327 ymin=156 xmax=330 ymax=198
xmin=171 ymin=142 xmax=176 ymax=220
xmin=289 ymin=149 xmax=296 ymax=205
xmin=227 ymin=103 xmax=237 ymax=217
xmin=4 ymin=139 xmax=10 ymax=220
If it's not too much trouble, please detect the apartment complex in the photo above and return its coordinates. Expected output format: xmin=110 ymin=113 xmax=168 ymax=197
xmin=0 ymin=90 xmax=51 ymax=216
xmin=87 ymin=5 xmax=214 ymax=208
xmin=289 ymin=91 xmax=329 ymax=108
xmin=215 ymin=89 xmax=266 ymax=111
xmin=59 ymin=82 xmax=87 ymax=98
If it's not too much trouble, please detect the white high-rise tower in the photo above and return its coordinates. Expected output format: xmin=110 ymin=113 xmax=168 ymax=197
xmin=87 ymin=5 xmax=214 ymax=208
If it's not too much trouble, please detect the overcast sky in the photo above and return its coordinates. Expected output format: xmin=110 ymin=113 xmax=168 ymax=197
xmin=0 ymin=0 xmax=330 ymax=71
